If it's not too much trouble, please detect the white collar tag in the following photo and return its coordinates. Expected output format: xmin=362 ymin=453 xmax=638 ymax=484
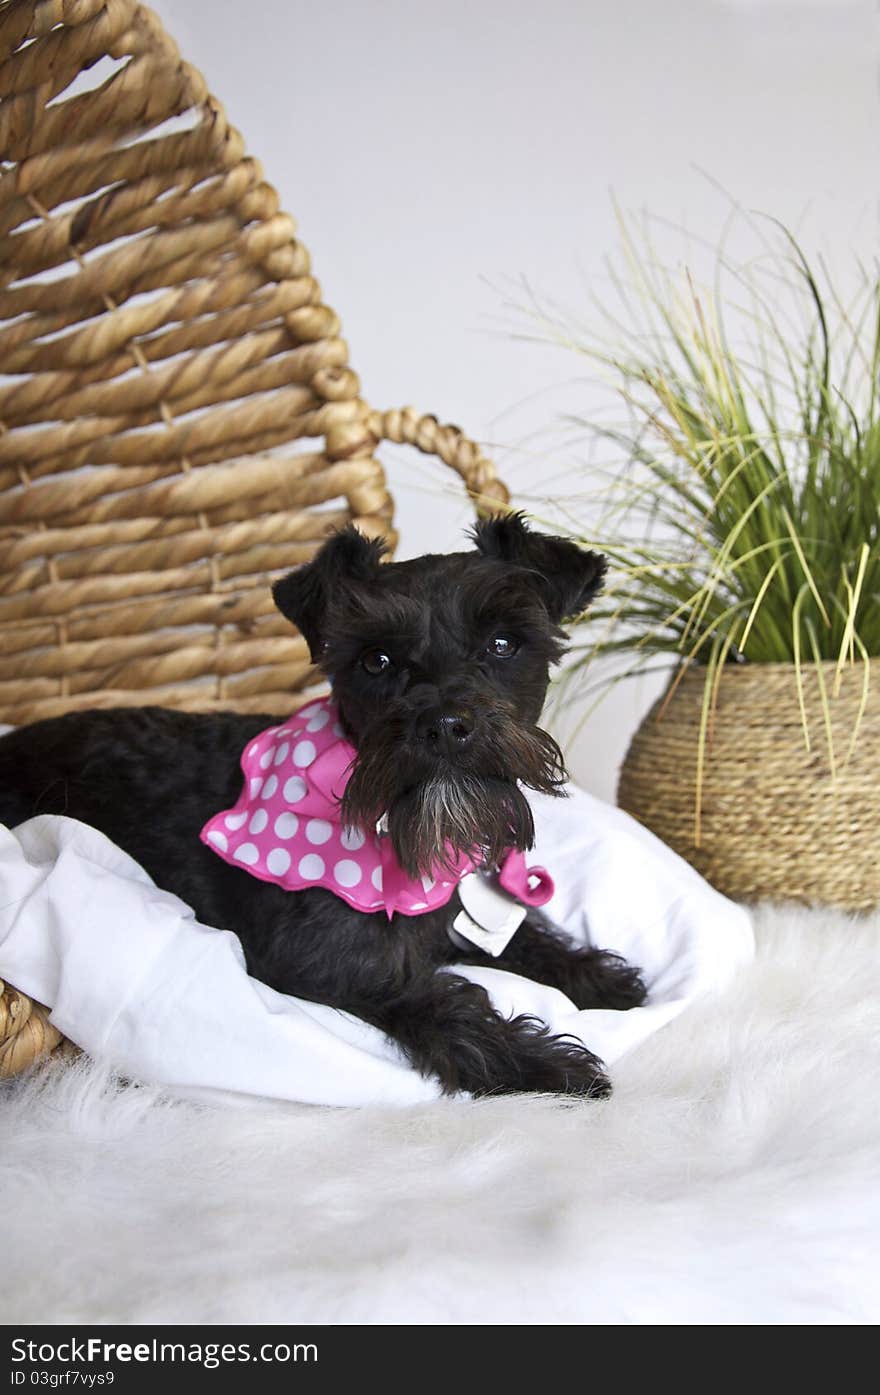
xmin=449 ymin=869 xmax=528 ymax=957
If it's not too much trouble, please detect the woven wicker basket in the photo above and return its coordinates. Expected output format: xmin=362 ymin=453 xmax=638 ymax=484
xmin=618 ymin=661 xmax=879 ymax=910
xmin=0 ymin=0 xmax=509 ymax=1074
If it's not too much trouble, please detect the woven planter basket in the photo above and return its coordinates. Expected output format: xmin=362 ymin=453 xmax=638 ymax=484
xmin=0 ymin=0 xmax=509 ymax=1075
xmin=618 ymin=661 xmax=879 ymax=910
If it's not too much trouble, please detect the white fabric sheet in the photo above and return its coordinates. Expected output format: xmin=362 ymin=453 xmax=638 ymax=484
xmin=0 ymin=786 xmax=753 ymax=1106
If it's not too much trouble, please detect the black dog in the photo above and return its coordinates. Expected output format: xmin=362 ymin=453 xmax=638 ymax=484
xmin=0 ymin=513 xmax=645 ymax=1096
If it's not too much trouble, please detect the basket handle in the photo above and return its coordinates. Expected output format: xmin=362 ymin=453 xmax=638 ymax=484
xmin=367 ymin=407 xmax=510 ymax=517
xmin=0 ymin=980 xmax=63 ymax=1078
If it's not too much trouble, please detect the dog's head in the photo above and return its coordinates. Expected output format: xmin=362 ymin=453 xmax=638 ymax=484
xmin=273 ymin=514 xmax=605 ymax=878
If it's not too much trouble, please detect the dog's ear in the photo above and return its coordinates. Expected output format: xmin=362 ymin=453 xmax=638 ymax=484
xmin=471 ymin=512 xmax=606 ymax=623
xmin=273 ymin=526 xmax=387 ymax=660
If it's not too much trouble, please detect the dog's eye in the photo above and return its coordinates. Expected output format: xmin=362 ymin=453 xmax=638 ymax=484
xmin=486 ymin=635 xmax=519 ymax=659
xmin=361 ymin=649 xmax=393 ymax=675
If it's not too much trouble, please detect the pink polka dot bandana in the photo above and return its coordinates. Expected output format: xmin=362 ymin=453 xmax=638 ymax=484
xmin=200 ymin=697 xmax=554 ymax=919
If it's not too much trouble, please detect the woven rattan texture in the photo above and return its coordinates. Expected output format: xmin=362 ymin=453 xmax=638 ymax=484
xmin=0 ymin=977 xmax=63 ymax=1077
xmin=0 ymin=0 xmax=510 ymax=1074
xmin=618 ymin=661 xmax=879 ymax=910
xmin=0 ymin=0 xmax=507 ymax=728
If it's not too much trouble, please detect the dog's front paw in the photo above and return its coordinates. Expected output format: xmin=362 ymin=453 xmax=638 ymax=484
xmin=460 ymin=1018 xmax=611 ymax=1099
xmin=382 ymin=975 xmax=611 ymax=1100
xmin=567 ymin=949 xmax=648 ymax=1012
xmin=510 ymin=1030 xmax=611 ymax=1099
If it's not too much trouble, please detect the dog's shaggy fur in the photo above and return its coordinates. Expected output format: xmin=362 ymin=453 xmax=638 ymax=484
xmin=0 ymin=515 xmax=645 ymax=1098
xmin=2 ymin=901 xmax=878 ymax=1325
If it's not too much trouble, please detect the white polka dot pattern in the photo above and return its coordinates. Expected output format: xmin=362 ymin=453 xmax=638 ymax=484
xmin=233 ymin=842 xmax=259 ymax=866
xmin=292 ymin=740 xmax=316 ymax=768
xmin=266 ymin=847 xmax=291 ymax=876
xmin=199 ymin=696 xmax=480 ymax=917
xmin=333 ymin=859 xmax=362 ymax=887
xmin=340 ymin=827 xmax=366 ymax=852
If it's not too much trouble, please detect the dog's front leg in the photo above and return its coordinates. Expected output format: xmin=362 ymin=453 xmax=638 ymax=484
xmin=359 ymin=971 xmax=611 ymax=1098
xmin=453 ymin=918 xmax=648 ymax=1012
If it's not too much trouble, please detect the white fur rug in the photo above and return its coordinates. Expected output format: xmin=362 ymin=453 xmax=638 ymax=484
xmin=3 ymin=900 xmax=879 ymax=1326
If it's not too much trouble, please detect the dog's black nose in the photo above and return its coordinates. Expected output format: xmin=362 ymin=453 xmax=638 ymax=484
xmin=419 ymin=711 xmax=475 ymax=756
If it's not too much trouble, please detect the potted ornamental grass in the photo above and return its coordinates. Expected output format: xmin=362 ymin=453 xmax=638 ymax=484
xmin=533 ymin=213 xmax=880 ymax=908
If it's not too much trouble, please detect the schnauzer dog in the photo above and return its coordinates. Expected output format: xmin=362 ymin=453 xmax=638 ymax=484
xmin=0 ymin=513 xmax=645 ymax=1096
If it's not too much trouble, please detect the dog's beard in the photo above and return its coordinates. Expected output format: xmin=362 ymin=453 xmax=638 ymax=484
xmin=341 ymin=714 xmax=566 ymax=878
xmin=385 ymin=774 xmax=537 ymax=879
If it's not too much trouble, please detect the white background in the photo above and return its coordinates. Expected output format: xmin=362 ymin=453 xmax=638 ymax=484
xmin=153 ymin=0 xmax=877 ymax=799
